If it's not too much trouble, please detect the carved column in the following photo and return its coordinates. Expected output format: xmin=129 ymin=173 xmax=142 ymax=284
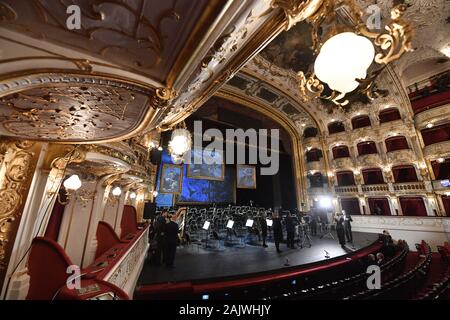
xmin=0 ymin=140 xmax=42 ymax=294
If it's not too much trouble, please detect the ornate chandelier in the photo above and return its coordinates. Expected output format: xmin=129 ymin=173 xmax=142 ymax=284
xmin=168 ymin=122 xmax=192 ymax=164
xmin=296 ymin=0 xmax=413 ymax=107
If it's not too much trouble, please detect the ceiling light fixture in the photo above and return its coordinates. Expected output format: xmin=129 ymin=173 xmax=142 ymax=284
xmin=297 ymin=1 xmax=412 ymax=108
xmin=168 ymin=122 xmax=191 ymax=164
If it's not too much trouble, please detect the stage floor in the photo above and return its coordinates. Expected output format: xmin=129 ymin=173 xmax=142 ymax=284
xmin=137 ymin=231 xmax=379 ymax=285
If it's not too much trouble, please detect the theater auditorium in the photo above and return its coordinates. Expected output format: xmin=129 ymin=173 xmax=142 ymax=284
xmin=0 ymin=0 xmax=448 ymax=301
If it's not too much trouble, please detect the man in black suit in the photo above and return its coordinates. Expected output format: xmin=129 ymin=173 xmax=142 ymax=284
xmin=285 ymin=212 xmax=296 ymax=249
xmin=151 ymin=209 xmax=168 ymax=265
xmin=343 ymin=210 xmax=353 ymax=244
xmin=260 ymin=214 xmax=268 ymax=248
xmin=163 ymin=214 xmax=179 ymax=268
xmin=272 ymin=210 xmax=283 ymax=253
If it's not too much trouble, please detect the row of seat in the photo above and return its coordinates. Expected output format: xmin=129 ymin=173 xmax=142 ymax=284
xmin=418 ymin=242 xmax=450 ymax=300
xmin=345 ymin=241 xmax=433 ymax=300
xmin=263 ymin=240 xmax=409 ymax=300
xmin=26 ymin=206 xmax=146 ymax=300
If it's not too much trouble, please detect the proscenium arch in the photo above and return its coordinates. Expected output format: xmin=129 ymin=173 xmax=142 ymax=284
xmin=214 ymin=89 xmax=309 ymax=210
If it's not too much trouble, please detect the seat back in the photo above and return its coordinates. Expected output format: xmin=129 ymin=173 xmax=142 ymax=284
xmin=120 ymin=205 xmax=139 ymax=239
xmin=26 ymin=237 xmax=73 ymax=300
xmin=96 ymin=221 xmax=122 ymax=259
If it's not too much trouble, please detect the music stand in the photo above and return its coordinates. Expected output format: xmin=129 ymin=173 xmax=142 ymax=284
xmin=202 ymin=221 xmax=211 ymax=248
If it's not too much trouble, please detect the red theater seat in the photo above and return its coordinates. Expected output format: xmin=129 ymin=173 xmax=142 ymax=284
xmin=120 ymin=205 xmax=140 ymax=240
xmin=95 ymin=221 xmax=124 ymax=259
xmin=26 ymin=237 xmax=73 ymax=300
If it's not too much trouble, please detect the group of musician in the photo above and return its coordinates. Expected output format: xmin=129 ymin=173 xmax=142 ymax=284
xmin=147 ymin=206 xmax=354 ymax=268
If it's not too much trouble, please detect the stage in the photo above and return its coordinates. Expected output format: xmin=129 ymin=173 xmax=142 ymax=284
xmin=137 ymin=231 xmax=379 ymax=285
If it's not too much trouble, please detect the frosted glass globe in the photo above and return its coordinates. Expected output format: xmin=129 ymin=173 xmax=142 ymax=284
xmin=63 ymin=174 xmax=82 ymax=191
xmin=314 ymin=32 xmax=375 ymax=94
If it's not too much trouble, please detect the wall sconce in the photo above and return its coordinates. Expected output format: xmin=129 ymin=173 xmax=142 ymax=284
xmin=111 ymin=186 xmax=122 ymax=196
xmin=152 ymin=191 xmax=159 ymax=197
xmin=437 ymin=158 xmax=445 ymax=163
xmin=63 ymin=174 xmax=82 ymax=191
xmin=55 ymin=174 xmax=83 ymax=205
xmin=129 ymin=191 xmax=137 ymax=200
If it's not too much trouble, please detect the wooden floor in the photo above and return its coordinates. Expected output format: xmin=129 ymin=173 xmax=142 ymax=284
xmin=137 ymin=231 xmax=379 ymax=285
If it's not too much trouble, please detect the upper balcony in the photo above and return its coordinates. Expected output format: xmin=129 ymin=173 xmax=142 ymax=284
xmin=357 ymin=153 xmax=383 ymax=167
xmin=423 ymin=140 xmax=450 ymax=160
xmin=386 ymin=149 xmax=417 ymax=165
xmin=332 ymin=157 xmax=354 ymax=170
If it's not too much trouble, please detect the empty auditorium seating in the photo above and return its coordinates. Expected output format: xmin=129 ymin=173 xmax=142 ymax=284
xmin=26 ymin=237 xmax=129 ymax=300
xmin=120 ymin=205 xmax=141 ymax=240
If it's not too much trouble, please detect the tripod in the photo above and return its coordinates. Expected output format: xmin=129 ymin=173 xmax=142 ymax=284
xmin=320 ymin=211 xmax=335 ymax=240
xmin=298 ymin=223 xmax=312 ymax=248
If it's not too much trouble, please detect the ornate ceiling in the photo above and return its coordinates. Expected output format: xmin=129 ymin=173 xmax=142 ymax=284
xmin=1 ymin=0 xmax=326 ymax=143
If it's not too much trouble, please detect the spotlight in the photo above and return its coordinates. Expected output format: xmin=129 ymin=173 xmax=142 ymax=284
xmin=202 ymin=221 xmax=210 ymax=230
xmin=226 ymin=220 xmax=234 ymax=229
xmin=245 ymin=219 xmax=254 ymax=227
xmin=318 ymin=196 xmax=333 ymax=209
xmin=202 ymin=294 xmax=209 ymax=300
xmin=63 ymin=174 xmax=82 ymax=191
xmin=112 ymin=186 xmax=121 ymax=196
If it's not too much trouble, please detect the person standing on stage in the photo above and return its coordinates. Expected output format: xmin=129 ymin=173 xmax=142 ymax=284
xmin=272 ymin=210 xmax=283 ymax=253
xmin=334 ymin=212 xmax=346 ymax=248
xmin=343 ymin=210 xmax=353 ymax=244
xmin=260 ymin=214 xmax=268 ymax=248
xmin=163 ymin=213 xmax=179 ymax=268
xmin=151 ymin=209 xmax=168 ymax=265
xmin=285 ymin=212 xmax=295 ymax=249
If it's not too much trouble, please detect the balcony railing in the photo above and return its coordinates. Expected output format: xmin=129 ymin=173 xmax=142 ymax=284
xmin=361 ymin=184 xmax=389 ymax=194
xmin=335 ymin=185 xmax=358 ymax=194
xmin=392 ymin=181 xmax=426 ymax=193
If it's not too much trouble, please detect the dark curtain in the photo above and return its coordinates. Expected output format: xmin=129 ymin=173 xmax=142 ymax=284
xmin=412 ymin=90 xmax=450 ymax=114
xmin=362 ymin=168 xmax=384 ymax=184
xmin=309 ymin=173 xmax=324 ymax=188
xmin=328 ymin=122 xmax=345 ymax=134
xmin=379 ymin=108 xmax=401 ymax=123
xmin=44 ymin=190 xmax=67 ymax=241
xmin=340 ymin=198 xmax=361 ymax=215
xmin=392 ymin=165 xmax=418 ymax=182
xmin=442 ymin=196 xmax=450 ymax=217
xmin=368 ymin=198 xmax=391 ymax=215
xmin=351 ymin=115 xmax=371 ymax=129
xmin=357 ymin=141 xmax=377 ymax=155
xmin=306 ymin=148 xmax=323 ymax=162
xmin=399 ymin=197 xmax=428 ymax=216
xmin=336 ymin=171 xmax=355 ymax=186
xmin=385 ymin=136 xmax=409 ymax=151
xmin=431 ymin=159 xmax=450 ymax=180
xmin=332 ymin=146 xmax=350 ymax=159
xmin=304 ymin=127 xmax=318 ymax=138
xmin=421 ymin=123 xmax=450 ymax=146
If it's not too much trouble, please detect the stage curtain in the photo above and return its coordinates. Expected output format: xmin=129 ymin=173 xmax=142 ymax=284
xmin=368 ymin=197 xmax=391 ymax=215
xmin=399 ymin=197 xmax=428 ymax=216
xmin=304 ymin=127 xmax=318 ymax=138
xmin=379 ymin=108 xmax=401 ymax=123
xmin=328 ymin=121 xmax=345 ymax=134
xmin=336 ymin=171 xmax=355 ymax=186
xmin=431 ymin=159 xmax=450 ymax=180
xmin=340 ymin=198 xmax=361 ymax=215
xmin=362 ymin=168 xmax=384 ymax=184
xmin=392 ymin=165 xmax=418 ymax=183
xmin=357 ymin=141 xmax=378 ymax=155
xmin=421 ymin=123 xmax=450 ymax=146
xmin=332 ymin=146 xmax=350 ymax=159
xmin=442 ymin=196 xmax=450 ymax=217
xmin=385 ymin=136 xmax=409 ymax=152
xmin=351 ymin=115 xmax=371 ymax=129
xmin=44 ymin=190 xmax=67 ymax=241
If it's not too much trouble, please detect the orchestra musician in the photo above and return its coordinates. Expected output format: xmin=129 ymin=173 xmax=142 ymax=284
xmin=272 ymin=209 xmax=283 ymax=253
